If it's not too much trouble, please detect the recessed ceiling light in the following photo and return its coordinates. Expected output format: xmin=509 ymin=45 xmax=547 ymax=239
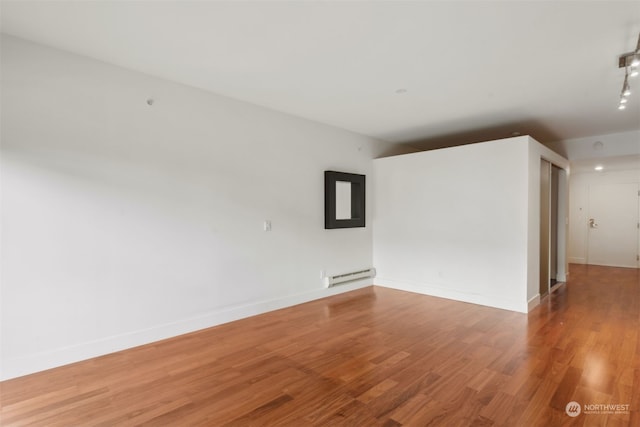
xmin=395 ymin=88 xmax=407 ymax=94
xmin=594 ymin=165 xmax=604 ymax=171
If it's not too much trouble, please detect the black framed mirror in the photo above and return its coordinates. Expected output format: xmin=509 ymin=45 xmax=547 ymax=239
xmin=324 ymin=171 xmax=365 ymax=229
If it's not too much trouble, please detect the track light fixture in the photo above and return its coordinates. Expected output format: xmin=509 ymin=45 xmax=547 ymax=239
xmin=622 ymin=74 xmax=631 ymax=96
xmin=618 ymin=33 xmax=640 ymax=110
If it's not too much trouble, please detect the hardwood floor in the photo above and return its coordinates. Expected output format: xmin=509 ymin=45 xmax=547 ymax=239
xmin=1 ymin=264 xmax=638 ymax=426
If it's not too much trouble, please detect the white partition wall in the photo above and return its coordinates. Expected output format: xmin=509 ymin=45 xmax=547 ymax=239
xmin=373 ymin=136 xmax=568 ymax=313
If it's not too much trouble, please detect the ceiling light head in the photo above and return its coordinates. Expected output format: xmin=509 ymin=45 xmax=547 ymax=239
xmin=631 ymin=68 xmax=640 ymax=78
xmin=618 ymin=103 xmax=626 ymax=110
xmin=594 ymin=165 xmax=604 ymax=171
xmin=620 ymin=97 xmax=628 ymax=104
xmin=631 ymin=55 xmax=640 ymax=68
xmin=622 ymin=74 xmax=631 ymax=97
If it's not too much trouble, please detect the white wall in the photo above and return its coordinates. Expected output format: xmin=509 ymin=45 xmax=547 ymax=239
xmin=568 ymin=168 xmax=640 ymax=264
xmin=373 ymin=137 xmax=532 ymax=313
xmin=0 ymin=35 xmax=394 ymax=380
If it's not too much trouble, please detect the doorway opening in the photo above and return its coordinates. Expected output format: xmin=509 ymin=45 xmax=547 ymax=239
xmin=540 ymin=160 xmax=567 ymax=298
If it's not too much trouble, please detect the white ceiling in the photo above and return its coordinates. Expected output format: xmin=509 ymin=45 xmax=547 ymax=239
xmin=571 ymin=154 xmax=640 ymax=173
xmin=1 ymin=1 xmax=639 ymax=147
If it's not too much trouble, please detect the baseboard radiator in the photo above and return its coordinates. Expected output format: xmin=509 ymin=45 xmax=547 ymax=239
xmin=323 ymin=268 xmax=376 ymax=288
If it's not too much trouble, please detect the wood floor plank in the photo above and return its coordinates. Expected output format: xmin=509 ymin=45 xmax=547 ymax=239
xmin=1 ymin=264 xmax=638 ymax=425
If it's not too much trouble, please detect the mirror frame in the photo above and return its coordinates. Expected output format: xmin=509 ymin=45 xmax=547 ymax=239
xmin=324 ymin=171 xmax=366 ymax=229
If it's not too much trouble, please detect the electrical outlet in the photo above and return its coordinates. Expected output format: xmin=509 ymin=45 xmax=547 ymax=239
xmin=264 ymin=220 xmax=271 ymax=231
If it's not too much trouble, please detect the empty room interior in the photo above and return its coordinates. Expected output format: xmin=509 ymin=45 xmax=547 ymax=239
xmin=1 ymin=1 xmax=639 ymax=426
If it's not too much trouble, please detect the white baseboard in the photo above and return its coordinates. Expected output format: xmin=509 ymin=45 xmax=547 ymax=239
xmin=0 ymin=280 xmax=371 ymax=381
xmin=550 ymin=281 xmax=564 ymax=294
xmin=584 ymin=261 xmax=638 ymax=269
xmin=528 ymin=294 xmax=541 ymax=311
xmin=375 ymin=277 xmax=527 ymax=313
xmin=569 ymin=257 xmax=585 ymax=264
